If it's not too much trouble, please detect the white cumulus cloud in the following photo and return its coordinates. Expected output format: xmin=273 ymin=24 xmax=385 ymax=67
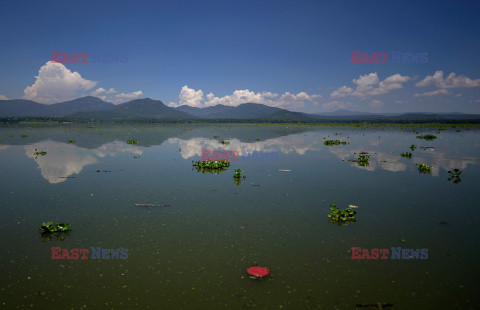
xmin=23 ymin=61 xmax=97 ymax=104
xmin=168 ymin=85 xmax=322 ymax=110
xmin=414 ymin=89 xmax=450 ymax=97
xmin=330 ymin=73 xmax=411 ymax=99
xmin=415 ymin=71 xmax=480 ymax=89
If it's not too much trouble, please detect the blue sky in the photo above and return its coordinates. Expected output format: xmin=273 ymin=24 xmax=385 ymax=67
xmin=0 ymin=0 xmax=479 ymax=113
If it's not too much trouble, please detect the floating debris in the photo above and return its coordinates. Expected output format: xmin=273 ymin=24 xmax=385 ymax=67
xmin=134 ymin=204 xmax=170 ymax=207
xmin=246 ymin=266 xmax=270 ymax=278
xmin=279 ymin=169 xmax=291 ymax=172
xmin=355 ymin=303 xmax=393 ymax=308
xmin=348 ymin=204 xmax=359 ymax=209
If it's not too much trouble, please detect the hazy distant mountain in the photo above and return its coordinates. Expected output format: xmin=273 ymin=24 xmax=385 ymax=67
xmin=175 ymin=104 xmax=235 ymax=118
xmin=0 ymin=99 xmax=51 ymax=117
xmin=315 ymin=109 xmax=379 ymax=116
xmin=72 ymin=98 xmax=194 ymax=120
xmin=1 ymin=97 xmax=479 ymax=122
xmin=174 ymin=102 xmax=316 ymax=121
xmin=0 ymin=96 xmax=115 ymax=117
xmin=49 ymin=96 xmax=116 ymax=116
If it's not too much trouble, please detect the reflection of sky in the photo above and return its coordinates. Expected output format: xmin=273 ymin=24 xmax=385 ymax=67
xmin=1 ymin=131 xmax=478 ymax=183
xmin=413 ymin=150 xmax=478 ymax=176
xmin=328 ymin=147 xmax=407 ymax=172
xmin=168 ymin=135 xmax=324 ymax=159
xmin=23 ymin=140 xmax=143 ymax=183
xmin=169 ymin=134 xmax=480 ymax=175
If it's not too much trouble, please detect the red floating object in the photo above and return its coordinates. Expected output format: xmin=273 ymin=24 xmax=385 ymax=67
xmin=247 ymin=266 xmax=270 ymax=277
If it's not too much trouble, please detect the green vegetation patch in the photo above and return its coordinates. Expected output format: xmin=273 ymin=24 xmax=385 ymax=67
xmin=416 ymin=134 xmax=437 ymax=141
xmin=328 ymin=204 xmax=357 ymax=226
xmin=417 ymin=163 xmax=433 ymax=174
xmin=40 ymin=222 xmax=71 ymax=233
xmin=448 ymin=169 xmax=462 ymax=183
xmin=192 ymin=160 xmax=230 ymax=174
xmin=324 ymin=139 xmax=348 ymax=146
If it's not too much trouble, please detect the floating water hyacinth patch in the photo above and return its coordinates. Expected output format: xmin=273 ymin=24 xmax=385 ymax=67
xmin=416 ymin=134 xmax=437 ymax=141
xmin=67 ymin=139 xmax=76 ymax=143
xmin=34 ymin=149 xmax=47 ymax=157
xmin=323 ymin=140 xmax=348 ymax=146
xmin=328 ymin=204 xmax=356 ymax=226
xmin=409 ymin=144 xmax=417 ymax=151
xmin=356 ymin=154 xmax=370 ymax=167
xmin=40 ymin=222 xmax=71 ymax=233
xmin=417 ymin=163 xmax=433 ymax=174
xmin=448 ymin=169 xmax=462 ymax=183
xmin=192 ymin=160 xmax=230 ymax=174
xmin=218 ymin=140 xmax=230 ymax=145
xmin=233 ymin=168 xmax=246 ymax=185
xmin=400 ymin=152 xmax=412 ymax=158
xmin=127 ymin=140 xmax=138 ymax=145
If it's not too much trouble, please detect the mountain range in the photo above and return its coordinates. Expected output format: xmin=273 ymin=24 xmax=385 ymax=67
xmin=1 ymin=96 xmax=479 ymax=122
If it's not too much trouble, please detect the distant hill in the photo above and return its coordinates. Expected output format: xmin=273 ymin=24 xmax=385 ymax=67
xmin=1 ymin=96 xmax=480 ymax=122
xmin=0 ymin=96 xmax=115 ymax=117
xmin=49 ymin=96 xmax=116 ymax=116
xmin=315 ymin=109 xmax=376 ymax=116
xmin=0 ymin=99 xmax=51 ymax=117
xmin=175 ymin=104 xmax=235 ymax=118
xmin=72 ymin=98 xmax=195 ymax=120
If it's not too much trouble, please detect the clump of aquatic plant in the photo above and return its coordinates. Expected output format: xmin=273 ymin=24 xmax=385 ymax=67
xmin=324 ymin=140 xmax=348 ymax=146
xmin=416 ymin=134 xmax=437 ymax=141
xmin=218 ymin=140 xmax=230 ymax=145
xmin=213 ymin=135 xmax=219 ymax=139
xmin=409 ymin=144 xmax=417 ymax=151
xmin=192 ymin=160 xmax=230 ymax=174
xmin=448 ymin=169 xmax=462 ymax=183
xmin=67 ymin=139 xmax=76 ymax=143
xmin=40 ymin=222 xmax=71 ymax=233
xmin=417 ymin=163 xmax=433 ymax=174
xmin=233 ymin=168 xmax=246 ymax=185
xmin=400 ymin=152 xmax=412 ymax=158
xmin=328 ymin=204 xmax=356 ymax=226
xmin=20 ymin=134 xmax=30 ymax=138
xmin=34 ymin=149 xmax=47 ymax=157
xmin=127 ymin=140 xmax=138 ymax=145
xmin=354 ymin=154 xmax=370 ymax=167
xmin=357 ymin=154 xmax=370 ymax=162
xmin=233 ymin=168 xmax=246 ymax=179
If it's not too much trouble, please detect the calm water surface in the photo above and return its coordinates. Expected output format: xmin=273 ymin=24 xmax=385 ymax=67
xmin=0 ymin=124 xmax=479 ymax=309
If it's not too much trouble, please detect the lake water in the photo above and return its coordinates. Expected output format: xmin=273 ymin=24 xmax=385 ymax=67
xmin=0 ymin=123 xmax=479 ymax=309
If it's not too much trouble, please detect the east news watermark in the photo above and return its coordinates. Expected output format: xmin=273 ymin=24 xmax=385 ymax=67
xmin=351 ymin=51 xmax=428 ymax=63
xmin=51 ymin=51 xmax=128 ymax=63
xmin=351 ymin=247 xmax=428 ymax=259
xmin=51 ymin=247 xmax=128 ymax=259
